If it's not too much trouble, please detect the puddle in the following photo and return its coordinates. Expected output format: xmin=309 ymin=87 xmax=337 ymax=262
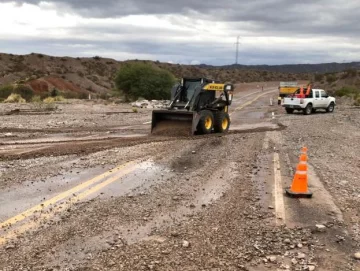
xmin=0 ymin=160 xmax=170 ymax=223
xmin=245 ymin=111 xmax=265 ymax=119
xmin=0 ymin=165 xmax=111 ymax=221
xmin=1 ymin=133 xmax=147 ymax=145
xmin=88 ymin=161 xmax=171 ymax=199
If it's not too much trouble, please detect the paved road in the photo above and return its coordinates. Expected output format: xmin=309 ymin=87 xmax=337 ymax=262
xmin=0 ymin=86 xmax=358 ymax=270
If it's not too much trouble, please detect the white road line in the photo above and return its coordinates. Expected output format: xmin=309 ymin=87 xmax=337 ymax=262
xmin=273 ymin=152 xmax=286 ymax=225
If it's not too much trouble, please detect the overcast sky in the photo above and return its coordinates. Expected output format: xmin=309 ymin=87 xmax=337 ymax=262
xmin=0 ymin=0 xmax=359 ymax=65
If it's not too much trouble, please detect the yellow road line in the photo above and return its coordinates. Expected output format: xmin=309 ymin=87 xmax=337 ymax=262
xmin=0 ymin=160 xmax=136 ymax=230
xmin=0 ymin=162 xmax=138 ymax=246
xmin=230 ymin=89 xmax=276 ymax=116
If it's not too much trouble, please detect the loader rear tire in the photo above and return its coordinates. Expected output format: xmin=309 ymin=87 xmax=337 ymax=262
xmin=197 ymin=110 xmax=214 ymax=134
xmin=214 ymin=111 xmax=230 ymax=133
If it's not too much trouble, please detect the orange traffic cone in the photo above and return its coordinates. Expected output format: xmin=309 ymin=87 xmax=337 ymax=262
xmin=285 ymin=148 xmax=313 ymax=198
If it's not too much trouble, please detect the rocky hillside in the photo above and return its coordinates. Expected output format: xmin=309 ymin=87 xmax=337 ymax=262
xmin=0 ymin=53 xmax=310 ymax=98
xmin=312 ymin=69 xmax=360 ymax=90
xmin=312 ymin=69 xmax=360 ymax=105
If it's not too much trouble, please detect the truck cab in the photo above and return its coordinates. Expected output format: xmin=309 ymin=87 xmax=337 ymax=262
xmin=283 ymin=88 xmax=336 ymax=115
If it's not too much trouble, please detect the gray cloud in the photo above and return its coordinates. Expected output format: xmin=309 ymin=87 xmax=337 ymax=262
xmin=6 ymin=0 xmax=360 ymax=37
xmin=1 ymin=0 xmax=360 ymax=64
xmin=1 ymin=36 xmax=358 ymax=65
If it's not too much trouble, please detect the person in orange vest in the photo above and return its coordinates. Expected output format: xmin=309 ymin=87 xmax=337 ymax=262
xmin=305 ymin=85 xmax=311 ymax=97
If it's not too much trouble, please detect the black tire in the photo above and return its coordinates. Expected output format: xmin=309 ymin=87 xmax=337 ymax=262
xmin=285 ymin=108 xmax=294 ymax=114
xmin=326 ymin=102 xmax=335 ymax=113
xmin=197 ymin=110 xmax=214 ymax=134
xmin=214 ymin=111 xmax=230 ymax=133
xmin=303 ymin=104 xmax=313 ymax=115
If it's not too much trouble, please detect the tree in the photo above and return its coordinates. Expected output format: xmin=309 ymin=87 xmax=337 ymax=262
xmin=0 ymin=85 xmax=14 ymax=100
xmin=114 ymin=63 xmax=175 ymax=101
xmin=13 ymin=84 xmax=34 ymax=101
xmin=51 ymin=88 xmax=59 ymax=97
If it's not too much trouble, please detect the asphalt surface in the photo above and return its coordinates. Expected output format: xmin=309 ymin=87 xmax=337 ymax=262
xmin=0 ymin=82 xmax=359 ymax=271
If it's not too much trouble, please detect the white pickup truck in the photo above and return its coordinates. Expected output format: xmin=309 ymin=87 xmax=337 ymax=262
xmin=283 ymin=88 xmax=336 ymax=115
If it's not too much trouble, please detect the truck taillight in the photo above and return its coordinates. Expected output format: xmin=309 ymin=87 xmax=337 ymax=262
xmin=300 ymin=99 xmax=304 ymax=104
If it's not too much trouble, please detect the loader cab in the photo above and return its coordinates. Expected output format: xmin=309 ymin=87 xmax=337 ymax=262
xmin=170 ymin=78 xmax=216 ymax=110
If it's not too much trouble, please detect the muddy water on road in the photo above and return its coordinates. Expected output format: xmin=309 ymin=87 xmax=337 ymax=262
xmin=0 ymin=160 xmax=170 ymax=222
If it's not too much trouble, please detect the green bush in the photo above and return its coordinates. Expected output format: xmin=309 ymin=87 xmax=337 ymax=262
xmin=326 ymin=74 xmax=337 ymax=84
xmin=0 ymin=85 xmax=14 ymax=100
xmin=314 ymin=73 xmax=324 ymax=82
xmin=114 ymin=63 xmax=175 ymax=101
xmin=344 ymin=68 xmax=358 ymax=78
xmin=335 ymin=86 xmax=358 ymax=97
xmin=78 ymin=92 xmax=89 ymax=100
xmin=13 ymin=85 xmax=34 ymax=101
xmin=50 ymin=88 xmax=60 ymax=97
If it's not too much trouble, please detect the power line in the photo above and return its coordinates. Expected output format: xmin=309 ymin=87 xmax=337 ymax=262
xmin=235 ymin=36 xmax=241 ymax=65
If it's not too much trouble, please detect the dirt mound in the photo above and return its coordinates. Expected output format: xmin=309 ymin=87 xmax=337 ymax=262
xmin=44 ymin=76 xmax=87 ymax=93
xmin=27 ymin=79 xmax=49 ymax=93
xmin=26 ymin=76 xmax=89 ymax=97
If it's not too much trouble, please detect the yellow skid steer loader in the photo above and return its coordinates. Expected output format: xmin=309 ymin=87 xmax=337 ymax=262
xmin=151 ymin=78 xmax=234 ymax=136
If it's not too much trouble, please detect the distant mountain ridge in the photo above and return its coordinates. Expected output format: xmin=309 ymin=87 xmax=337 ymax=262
xmin=200 ymin=62 xmax=360 ymax=74
xmin=0 ymin=52 xmax=359 ymax=98
xmin=0 ymin=53 xmax=311 ymax=97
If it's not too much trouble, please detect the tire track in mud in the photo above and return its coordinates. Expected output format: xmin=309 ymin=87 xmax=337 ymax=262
xmin=0 ymin=124 xmax=286 ymax=160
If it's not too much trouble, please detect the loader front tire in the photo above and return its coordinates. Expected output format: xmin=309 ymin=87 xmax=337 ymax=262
xmin=197 ymin=110 xmax=214 ymax=134
xmin=214 ymin=111 xmax=230 ymax=133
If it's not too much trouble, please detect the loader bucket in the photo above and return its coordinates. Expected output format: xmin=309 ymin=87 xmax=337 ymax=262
xmin=151 ymin=110 xmax=199 ymax=136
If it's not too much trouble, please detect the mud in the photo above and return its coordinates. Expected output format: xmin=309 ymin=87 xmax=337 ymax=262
xmin=1 ymin=85 xmax=359 ymax=271
xmin=151 ymin=120 xmax=193 ymax=137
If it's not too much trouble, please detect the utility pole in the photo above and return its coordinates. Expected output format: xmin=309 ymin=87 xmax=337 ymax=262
xmin=235 ymin=36 xmax=241 ymax=65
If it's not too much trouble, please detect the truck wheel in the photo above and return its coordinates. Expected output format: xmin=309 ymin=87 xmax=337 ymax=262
xmin=285 ymin=108 xmax=294 ymax=114
xmin=214 ymin=111 xmax=230 ymax=133
xmin=197 ymin=110 xmax=214 ymax=134
xmin=303 ymin=104 xmax=313 ymax=115
xmin=326 ymin=102 xmax=335 ymax=113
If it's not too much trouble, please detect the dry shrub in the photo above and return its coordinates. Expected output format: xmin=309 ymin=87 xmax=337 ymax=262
xmin=4 ymin=93 xmax=26 ymax=103
xmin=43 ymin=96 xmax=65 ymax=103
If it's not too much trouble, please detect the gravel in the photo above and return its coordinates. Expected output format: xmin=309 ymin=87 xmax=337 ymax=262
xmin=1 ymin=99 xmax=359 ymax=270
